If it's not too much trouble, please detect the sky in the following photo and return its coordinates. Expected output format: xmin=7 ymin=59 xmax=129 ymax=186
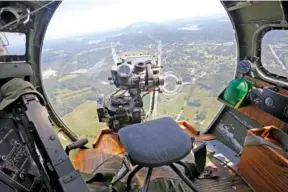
xmin=45 ymin=0 xmax=226 ymax=40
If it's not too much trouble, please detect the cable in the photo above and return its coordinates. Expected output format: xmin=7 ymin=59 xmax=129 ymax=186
xmin=111 ymin=89 xmax=122 ymax=97
xmin=29 ymin=1 xmax=53 ymax=10
xmin=91 ymin=151 xmax=126 ymax=174
xmin=118 ymin=90 xmax=128 ymax=97
xmin=213 ymin=156 xmax=255 ymax=192
xmin=141 ymin=92 xmax=150 ymax=99
xmin=0 ymin=1 xmax=55 ymax=31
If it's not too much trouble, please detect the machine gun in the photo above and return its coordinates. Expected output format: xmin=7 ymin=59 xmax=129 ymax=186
xmin=97 ymin=59 xmax=164 ymax=131
xmin=9 ymin=92 xmax=89 ymax=192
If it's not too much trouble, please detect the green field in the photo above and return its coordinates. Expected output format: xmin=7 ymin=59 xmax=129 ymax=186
xmin=157 ymin=93 xmax=188 ymax=119
xmin=54 ymin=87 xmax=92 ymax=101
xmin=157 ymin=87 xmax=221 ymax=131
xmin=62 ymin=101 xmax=106 ymax=144
xmin=181 ymin=88 xmax=222 ymax=130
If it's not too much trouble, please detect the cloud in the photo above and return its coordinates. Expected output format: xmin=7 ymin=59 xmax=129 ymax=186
xmin=45 ymin=0 xmax=226 ymax=39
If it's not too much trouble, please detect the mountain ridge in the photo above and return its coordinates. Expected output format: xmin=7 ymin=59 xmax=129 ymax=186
xmin=45 ymin=14 xmax=229 ymax=43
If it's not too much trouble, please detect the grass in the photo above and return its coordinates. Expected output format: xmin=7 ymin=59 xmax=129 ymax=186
xmin=157 ymin=93 xmax=188 ymax=118
xmin=156 ymin=87 xmax=222 ymax=131
xmin=182 ymin=88 xmax=222 ymax=130
xmin=54 ymin=87 xmax=92 ymax=101
xmin=62 ymin=101 xmax=107 ymax=145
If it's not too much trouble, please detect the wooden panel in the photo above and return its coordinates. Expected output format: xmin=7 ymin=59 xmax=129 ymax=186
xmin=236 ymin=76 xmax=288 ymax=131
xmin=73 ymin=150 xmax=122 ymax=174
xmin=238 ymin=128 xmax=288 ymax=192
xmin=238 ymin=145 xmax=288 ymax=192
xmin=178 ymin=121 xmax=216 ymax=141
xmin=92 ymin=129 xmax=125 ymax=154
xmin=237 ymin=105 xmax=288 ymax=131
xmin=73 ymin=130 xmax=125 ymax=173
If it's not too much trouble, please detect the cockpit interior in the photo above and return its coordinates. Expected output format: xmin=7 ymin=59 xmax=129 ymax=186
xmin=0 ymin=1 xmax=288 ymax=192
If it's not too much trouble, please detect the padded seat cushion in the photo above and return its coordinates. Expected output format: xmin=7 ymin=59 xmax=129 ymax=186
xmin=118 ymin=117 xmax=193 ymax=167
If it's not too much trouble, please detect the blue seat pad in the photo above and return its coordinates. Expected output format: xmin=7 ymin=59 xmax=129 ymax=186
xmin=119 ymin=117 xmax=193 ymax=167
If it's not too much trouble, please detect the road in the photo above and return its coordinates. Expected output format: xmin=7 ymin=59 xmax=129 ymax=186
xmin=269 ymin=44 xmax=287 ymax=70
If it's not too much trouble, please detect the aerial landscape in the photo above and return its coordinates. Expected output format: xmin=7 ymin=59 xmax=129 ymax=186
xmin=39 ymin=14 xmax=288 ymax=143
xmin=40 ymin=15 xmax=237 ymax=142
xmin=41 ymin=13 xmax=288 ymax=144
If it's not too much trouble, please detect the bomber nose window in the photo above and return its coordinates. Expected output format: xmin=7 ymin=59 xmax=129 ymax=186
xmin=262 ymin=30 xmax=288 ymax=78
xmin=41 ymin=0 xmax=236 ymax=144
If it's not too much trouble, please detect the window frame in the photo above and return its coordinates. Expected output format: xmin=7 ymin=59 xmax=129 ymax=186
xmin=252 ymin=26 xmax=288 ymax=87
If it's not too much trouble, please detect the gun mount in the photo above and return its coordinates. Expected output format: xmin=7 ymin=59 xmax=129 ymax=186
xmin=97 ymin=53 xmax=164 ymax=131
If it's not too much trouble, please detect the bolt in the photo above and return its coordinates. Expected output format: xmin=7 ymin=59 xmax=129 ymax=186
xmin=50 ymin=135 xmax=56 ymax=140
xmin=19 ymin=173 xmax=25 ymax=180
xmin=264 ymin=97 xmax=274 ymax=107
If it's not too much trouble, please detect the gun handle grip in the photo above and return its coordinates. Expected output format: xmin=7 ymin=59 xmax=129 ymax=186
xmin=65 ymin=138 xmax=88 ymax=154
